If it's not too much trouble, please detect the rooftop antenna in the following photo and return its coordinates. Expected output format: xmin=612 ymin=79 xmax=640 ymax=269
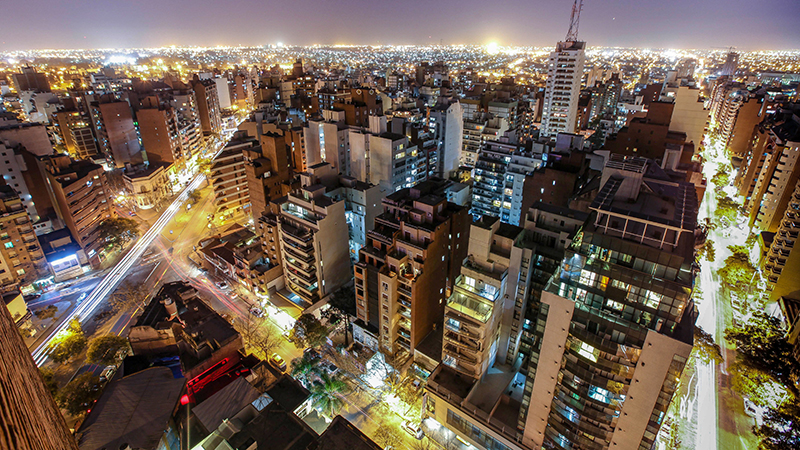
xmin=565 ymin=0 xmax=584 ymax=42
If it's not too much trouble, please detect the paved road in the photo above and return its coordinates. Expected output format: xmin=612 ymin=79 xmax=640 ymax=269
xmin=690 ymin=139 xmax=757 ymax=450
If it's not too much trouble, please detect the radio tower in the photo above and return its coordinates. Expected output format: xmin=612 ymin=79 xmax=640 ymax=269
xmin=565 ymin=0 xmax=584 ymax=42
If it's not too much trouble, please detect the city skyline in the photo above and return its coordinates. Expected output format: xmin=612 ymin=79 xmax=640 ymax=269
xmin=2 ymin=0 xmax=799 ymax=51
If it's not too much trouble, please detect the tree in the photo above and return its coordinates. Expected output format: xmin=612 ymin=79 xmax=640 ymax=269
xmin=693 ymin=326 xmax=723 ymax=365
xmin=291 ymin=353 xmax=321 ymax=379
xmin=34 ymin=304 xmax=58 ymax=320
xmin=96 ymin=217 xmax=140 ymax=251
xmin=697 ymin=239 xmax=715 ymax=263
xmin=715 ymin=195 xmax=741 ymax=225
xmin=718 ymin=246 xmax=757 ymax=290
xmin=725 ymin=312 xmax=800 ymax=399
xmin=49 ymin=318 xmax=87 ymax=363
xmin=309 ymin=372 xmax=348 ymax=421
xmin=729 ymin=360 xmax=790 ymax=407
xmin=187 ymin=189 xmax=202 ymax=205
xmin=235 ymin=315 xmax=281 ymax=359
xmin=40 ymin=368 xmax=59 ymax=398
xmin=409 ymin=437 xmax=437 ymax=450
xmin=198 ymin=158 xmax=214 ymax=176
xmin=753 ymin=398 xmax=800 ymax=450
xmin=711 ymin=168 xmax=731 ymax=188
xmin=86 ymin=334 xmax=129 ymax=366
xmin=108 ymin=280 xmax=150 ymax=313
xmin=372 ymin=419 xmax=403 ymax=449
xmin=289 ymin=314 xmax=329 ymax=349
xmin=326 ymin=285 xmax=356 ymax=346
xmin=56 ymin=372 xmax=101 ymax=416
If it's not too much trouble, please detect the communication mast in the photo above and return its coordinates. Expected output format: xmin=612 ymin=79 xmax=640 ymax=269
xmin=565 ymin=0 xmax=584 ymax=42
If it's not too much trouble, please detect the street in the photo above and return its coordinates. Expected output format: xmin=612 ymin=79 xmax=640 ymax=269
xmin=683 ymin=137 xmax=757 ymax=450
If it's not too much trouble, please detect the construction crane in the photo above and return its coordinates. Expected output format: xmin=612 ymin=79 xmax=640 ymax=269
xmin=565 ymin=0 xmax=584 ymax=42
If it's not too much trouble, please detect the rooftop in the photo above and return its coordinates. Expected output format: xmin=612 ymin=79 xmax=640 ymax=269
xmin=77 ymin=367 xmax=184 ymax=450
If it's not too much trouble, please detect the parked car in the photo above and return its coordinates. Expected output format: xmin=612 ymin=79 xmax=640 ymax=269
xmin=99 ymin=365 xmax=117 ymax=383
xmin=249 ymin=307 xmax=264 ymax=318
xmin=270 ymin=353 xmax=287 ymax=372
xmin=403 ymin=421 xmax=424 ymax=440
xmin=23 ymin=293 xmax=41 ymax=301
xmin=216 ymin=280 xmax=228 ymax=289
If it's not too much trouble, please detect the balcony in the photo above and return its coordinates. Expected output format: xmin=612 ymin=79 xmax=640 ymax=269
xmin=446 ymin=291 xmax=493 ymax=323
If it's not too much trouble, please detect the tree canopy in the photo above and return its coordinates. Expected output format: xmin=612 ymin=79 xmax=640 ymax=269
xmin=308 ymin=371 xmax=347 ymax=420
xmin=754 ymin=398 xmax=800 ymax=450
xmin=718 ymin=246 xmax=756 ymax=290
xmin=86 ymin=334 xmax=129 ymax=366
xmin=108 ymin=280 xmax=150 ymax=313
xmin=96 ymin=217 xmax=140 ymax=251
xmin=49 ymin=318 xmax=87 ymax=363
xmin=725 ymin=312 xmax=800 ymax=448
xmin=57 ymin=372 xmax=100 ymax=416
xmin=235 ymin=315 xmax=281 ymax=359
xmin=693 ymin=326 xmax=723 ymax=365
xmin=289 ymin=314 xmax=329 ymax=349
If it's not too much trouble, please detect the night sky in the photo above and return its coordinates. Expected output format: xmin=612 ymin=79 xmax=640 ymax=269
xmin=3 ymin=0 xmax=798 ymax=51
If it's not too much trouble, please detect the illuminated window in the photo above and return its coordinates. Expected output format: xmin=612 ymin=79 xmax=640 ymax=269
xmin=3 ymin=242 xmax=12 ymax=249
xmin=577 ymin=341 xmax=599 ymax=362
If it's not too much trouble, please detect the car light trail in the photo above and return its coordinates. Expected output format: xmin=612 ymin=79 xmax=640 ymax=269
xmin=32 ymin=131 xmax=238 ymax=366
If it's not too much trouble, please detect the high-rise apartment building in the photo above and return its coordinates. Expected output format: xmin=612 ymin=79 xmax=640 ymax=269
xmin=462 ymin=116 xmax=487 ymax=168
xmin=354 ymin=180 xmax=469 ymax=358
xmin=350 ymin=127 xmax=426 ymax=195
xmin=588 ymin=73 xmax=622 ymax=124
xmin=0 ymin=185 xmax=46 ymax=292
xmin=764 ymin=179 xmax=800 ymax=302
xmin=743 ymin=105 xmax=800 ymax=232
xmin=541 ymin=41 xmax=586 ymax=137
xmin=169 ymin=90 xmax=204 ymax=161
xmin=271 ymin=184 xmax=350 ymax=306
xmin=89 ymin=101 xmax=143 ymax=168
xmin=424 ymin=202 xmax=584 ymax=450
xmin=54 ymin=111 xmax=98 ymax=159
xmin=191 ymin=75 xmax=223 ymax=137
xmin=243 ymin=131 xmax=292 ymax=219
xmin=429 ymin=97 xmax=464 ymax=177
xmin=527 ymin=156 xmax=696 ymax=450
xmin=426 ymin=156 xmax=697 ymax=450
xmin=44 ymin=155 xmax=113 ymax=266
xmin=210 ymin=137 xmax=252 ymax=217
xmin=11 ymin=66 xmax=51 ymax=93
xmin=721 ymin=51 xmax=739 ymax=76
xmin=137 ymin=105 xmax=183 ymax=165
xmin=0 ymin=301 xmax=80 ymax=450
xmin=471 ymin=139 xmax=543 ymax=226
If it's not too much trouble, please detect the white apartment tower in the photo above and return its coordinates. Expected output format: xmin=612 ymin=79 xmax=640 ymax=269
xmin=541 ymin=40 xmax=586 ymax=138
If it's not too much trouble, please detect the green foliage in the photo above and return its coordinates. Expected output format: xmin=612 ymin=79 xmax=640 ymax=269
xmin=34 ymin=304 xmax=58 ymax=320
xmin=693 ymin=326 xmax=723 ymax=365
xmin=39 ymin=368 xmax=59 ymax=398
xmin=289 ymin=314 xmax=329 ymax=349
xmin=56 ymin=372 xmax=100 ymax=416
xmin=86 ymin=334 xmax=129 ymax=366
xmin=729 ymin=360 xmax=789 ymax=407
xmin=715 ymin=195 xmax=741 ymax=225
xmin=754 ymin=398 xmax=800 ymax=450
xmin=697 ymin=239 xmax=715 ymax=263
xmin=718 ymin=246 xmax=756 ymax=289
xmin=49 ymin=318 xmax=87 ymax=363
xmin=309 ymin=372 xmax=347 ymax=420
xmin=96 ymin=217 xmax=140 ymax=251
xmin=291 ymin=353 xmax=320 ymax=378
xmin=711 ymin=168 xmax=731 ymax=187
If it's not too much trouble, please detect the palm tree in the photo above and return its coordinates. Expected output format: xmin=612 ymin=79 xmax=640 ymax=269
xmin=309 ymin=372 xmax=347 ymax=421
